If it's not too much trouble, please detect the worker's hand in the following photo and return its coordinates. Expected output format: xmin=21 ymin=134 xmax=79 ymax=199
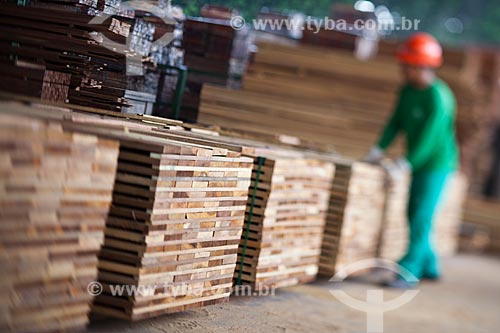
xmin=362 ymin=146 xmax=385 ymax=164
xmin=381 ymin=158 xmax=411 ymax=183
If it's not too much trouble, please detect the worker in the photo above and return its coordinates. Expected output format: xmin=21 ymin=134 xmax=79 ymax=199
xmin=363 ymin=33 xmax=459 ymax=288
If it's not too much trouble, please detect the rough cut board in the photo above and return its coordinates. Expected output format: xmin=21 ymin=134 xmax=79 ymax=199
xmin=0 ymin=107 xmax=119 ymax=333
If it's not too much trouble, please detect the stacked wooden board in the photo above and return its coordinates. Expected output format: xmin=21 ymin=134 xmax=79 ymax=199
xmin=0 ymin=4 xmax=129 ymax=111
xmin=199 ymin=40 xmax=404 ymax=159
xmin=377 ymin=172 xmax=411 ymax=261
xmin=319 ymin=160 xmax=386 ymax=276
xmin=0 ymin=105 xmax=119 ymax=332
xmin=378 ymin=173 xmax=468 ymax=261
xmin=235 ymin=149 xmax=334 ymax=288
xmin=180 ymin=17 xmax=253 ymax=122
xmin=53 ymin=126 xmax=255 ymax=321
xmin=199 ymin=38 xmax=497 ymax=186
xmin=463 ymin=198 xmax=500 ymax=253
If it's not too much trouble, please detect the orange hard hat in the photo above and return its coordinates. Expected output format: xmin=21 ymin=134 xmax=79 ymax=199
xmin=397 ymin=33 xmax=443 ymax=68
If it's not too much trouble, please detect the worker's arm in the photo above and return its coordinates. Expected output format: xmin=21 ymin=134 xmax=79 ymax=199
xmin=377 ymin=94 xmax=403 ymax=150
xmin=406 ymin=90 xmax=449 ymax=170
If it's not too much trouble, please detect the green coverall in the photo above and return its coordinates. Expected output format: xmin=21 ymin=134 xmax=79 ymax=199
xmin=377 ymin=78 xmax=459 ymax=279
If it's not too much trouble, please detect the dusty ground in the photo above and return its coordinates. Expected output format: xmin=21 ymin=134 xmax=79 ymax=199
xmin=89 ymin=254 xmax=500 ymax=333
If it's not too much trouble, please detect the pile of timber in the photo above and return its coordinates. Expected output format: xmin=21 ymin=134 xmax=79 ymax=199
xmin=0 ymin=4 xmax=129 ymax=111
xmin=377 ymin=172 xmax=411 ymax=261
xmin=199 ymin=38 xmax=496 ymax=181
xmin=64 ymin=127 xmax=255 ymax=320
xmin=180 ymin=17 xmax=253 ymax=122
xmin=1 ymin=99 xmax=254 ymax=321
xmin=319 ymin=160 xmax=385 ymax=276
xmin=235 ymin=148 xmax=334 ymax=288
xmin=378 ymin=173 xmax=468 ymax=261
xmin=0 ymin=105 xmax=119 ymax=332
xmin=199 ymin=40 xmax=404 ymax=159
xmin=463 ymin=198 xmax=500 ymax=253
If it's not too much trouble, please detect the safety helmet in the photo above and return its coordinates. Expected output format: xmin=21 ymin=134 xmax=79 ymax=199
xmin=397 ymin=33 xmax=443 ymax=68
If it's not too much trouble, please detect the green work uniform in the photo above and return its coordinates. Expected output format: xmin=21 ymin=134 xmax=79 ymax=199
xmin=377 ymin=78 xmax=459 ymax=279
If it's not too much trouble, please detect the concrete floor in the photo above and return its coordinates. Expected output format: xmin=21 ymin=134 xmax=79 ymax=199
xmin=89 ymin=254 xmax=500 ymax=333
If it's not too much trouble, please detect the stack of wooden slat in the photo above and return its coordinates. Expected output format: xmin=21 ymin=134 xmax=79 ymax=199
xmin=463 ymin=198 xmax=500 ymax=253
xmin=199 ymin=40 xmax=404 ymax=159
xmin=377 ymin=172 xmax=411 ymax=261
xmin=319 ymin=160 xmax=386 ymax=276
xmin=61 ymin=127 xmax=255 ymax=321
xmin=0 ymin=105 xmax=119 ymax=332
xmin=235 ymin=149 xmax=334 ymax=288
xmin=199 ymin=39 xmax=493 ymax=168
xmin=0 ymin=4 xmax=128 ymax=111
xmin=378 ymin=173 xmax=468 ymax=261
xmin=180 ymin=17 xmax=253 ymax=122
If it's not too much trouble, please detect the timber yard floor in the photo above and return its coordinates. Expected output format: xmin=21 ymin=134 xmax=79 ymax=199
xmin=89 ymin=254 xmax=500 ymax=333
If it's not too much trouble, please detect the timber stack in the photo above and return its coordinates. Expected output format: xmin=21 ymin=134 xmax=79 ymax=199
xmin=235 ymin=148 xmax=334 ymax=289
xmin=180 ymin=17 xmax=253 ymax=122
xmin=0 ymin=103 xmax=119 ymax=332
xmin=0 ymin=4 xmax=128 ymax=111
xmin=319 ymin=160 xmax=385 ymax=276
xmin=78 ymin=127 xmax=254 ymax=320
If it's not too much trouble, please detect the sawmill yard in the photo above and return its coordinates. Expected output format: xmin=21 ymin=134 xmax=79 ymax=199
xmin=1 ymin=1 xmax=500 ymax=333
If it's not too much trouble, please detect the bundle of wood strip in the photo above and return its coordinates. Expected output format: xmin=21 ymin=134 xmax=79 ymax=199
xmin=377 ymin=172 xmax=411 ymax=261
xmin=58 ymin=127 xmax=255 ymax=321
xmin=0 ymin=105 xmax=119 ymax=332
xmin=235 ymin=149 xmax=334 ymax=289
xmin=179 ymin=17 xmax=253 ymax=122
xmin=319 ymin=160 xmax=385 ymax=276
xmin=0 ymin=4 xmax=128 ymax=111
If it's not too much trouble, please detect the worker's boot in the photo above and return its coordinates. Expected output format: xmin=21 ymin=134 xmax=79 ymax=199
xmin=382 ymin=277 xmax=419 ymax=289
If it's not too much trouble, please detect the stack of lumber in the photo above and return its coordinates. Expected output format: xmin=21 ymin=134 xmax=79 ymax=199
xmin=319 ymin=160 xmax=385 ymax=276
xmin=199 ymin=40 xmax=404 ymax=159
xmin=463 ymin=198 xmax=500 ymax=253
xmin=0 ymin=4 xmax=129 ymax=111
xmin=377 ymin=172 xmax=411 ymax=261
xmin=64 ymin=125 xmax=255 ymax=320
xmin=0 ymin=98 xmax=256 ymax=321
xmin=199 ymin=39 xmax=495 ymax=175
xmin=180 ymin=17 xmax=253 ymax=122
xmin=379 ymin=173 xmax=468 ymax=261
xmin=235 ymin=148 xmax=334 ymax=288
xmin=0 ymin=104 xmax=119 ymax=332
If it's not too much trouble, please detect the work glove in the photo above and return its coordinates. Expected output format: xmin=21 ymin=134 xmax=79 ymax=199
xmin=362 ymin=146 xmax=384 ymax=164
xmin=381 ymin=158 xmax=411 ymax=183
